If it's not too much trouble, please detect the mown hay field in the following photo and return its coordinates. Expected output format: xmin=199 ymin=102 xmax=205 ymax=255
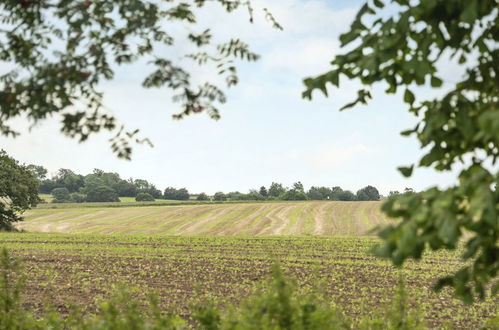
xmin=0 ymin=234 xmax=496 ymax=329
xmin=18 ymin=201 xmax=388 ymax=235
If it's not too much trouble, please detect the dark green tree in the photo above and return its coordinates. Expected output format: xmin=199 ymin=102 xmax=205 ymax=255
xmin=51 ymin=187 xmax=71 ymax=203
xmin=70 ymin=192 xmax=87 ymax=203
xmin=356 ymin=186 xmax=380 ymax=201
xmin=338 ymin=190 xmax=356 ymax=202
xmin=163 ymin=187 xmax=189 ymax=200
xmin=268 ymin=182 xmax=286 ymax=198
xmin=0 ymin=150 xmax=40 ymax=230
xmin=213 ymin=192 xmax=227 ymax=201
xmin=0 ymin=1 xmax=280 ymax=159
xmin=259 ymin=186 xmax=268 ymax=198
xmin=26 ymin=165 xmax=48 ymax=181
xmin=304 ymin=0 xmax=498 ymax=302
xmin=135 ymin=192 xmax=155 ymax=202
xmin=196 ymin=193 xmax=209 ymax=201
xmin=86 ymin=186 xmax=120 ymax=203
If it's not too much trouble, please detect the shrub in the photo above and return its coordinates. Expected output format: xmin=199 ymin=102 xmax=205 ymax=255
xmin=51 ymin=188 xmax=71 ymax=203
xmin=213 ymin=192 xmax=226 ymax=201
xmin=70 ymin=192 xmax=86 ymax=203
xmin=196 ymin=193 xmax=209 ymax=201
xmin=86 ymin=186 xmax=120 ymax=203
xmin=135 ymin=193 xmax=155 ymax=202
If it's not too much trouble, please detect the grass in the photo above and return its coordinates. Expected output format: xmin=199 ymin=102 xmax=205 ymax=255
xmin=19 ymin=201 xmax=389 ymax=235
xmin=0 ymin=233 xmax=496 ymax=328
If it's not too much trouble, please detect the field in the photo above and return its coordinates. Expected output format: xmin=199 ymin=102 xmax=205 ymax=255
xmin=0 ymin=233 xmax=496 ymax=329
xmin=4 ymin=201 xmax=497 ymax=328
xmin=18 ymin=201 xmax=388 ymax=235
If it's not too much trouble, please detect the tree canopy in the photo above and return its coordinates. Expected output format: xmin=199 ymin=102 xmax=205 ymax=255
xmin=0 ymin=0 xmax=280 ymax=159
xmin=303 ymin=0 xmax=498 ymax=303
xmin=0 ymin=150 xmax=40 ymax=230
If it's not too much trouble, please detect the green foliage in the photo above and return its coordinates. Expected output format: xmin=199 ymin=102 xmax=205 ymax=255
xmin=163 ymin=187 xmax=190 ymax=200
xmin=0 ymin=1 xmax=280 ymax=159
xmin=135 ymin=192 xmax=155 ymax=202
xmin=259 ymin=186 xmax=268 ymax=198
xmin=86 ymin=186 xmax=120 ymax=203
xmin=268 ymin=182 xmax=286 ymax=198
xmin=0 ymin=150 xmax=40 ymax=230
xmin=213 ymin=192 xmax=227 ymax=201
xmin=70 ymin=192 xmax=87 ymax=203
xmin=51 ymin=188 xmax=71 ymax=203
xmin=356 ymin=185 xmax=380 ymax=201
xmin=196 ymin=193 xmax=209 ymax=201
xmin=195 ymin=263 xmax=351 ymax=329
xmin=303 ymin=0 xmax=499 ymax=302
xmin=338 ymin=190 xmax=356 ymax=201
xmin=306 ymin=186 xmax=332 ymax=200
xmin=26 ymin=165 xmax=47 ymax=181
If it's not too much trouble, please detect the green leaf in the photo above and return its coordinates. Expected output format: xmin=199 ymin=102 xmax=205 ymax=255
xmin=398 ymin=165 xmax=413 ymax=178
xmin=430 ymin=76 xmax=443 ymax=88
xmin=403 ymin=89 xmax=415 ymax=104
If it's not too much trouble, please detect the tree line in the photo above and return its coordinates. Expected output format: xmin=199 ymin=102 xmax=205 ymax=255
xmin=27 ymin=164 xmax=391 ymax=203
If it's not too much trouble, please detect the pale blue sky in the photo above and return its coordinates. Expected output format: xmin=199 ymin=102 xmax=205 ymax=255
xmin=1 ymin=0 xmax=460 ymax=195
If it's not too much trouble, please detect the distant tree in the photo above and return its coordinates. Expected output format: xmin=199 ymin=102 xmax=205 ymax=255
xmin=227 ymin=191 xmax=245 ymax=200
xmin=51 ymin=188 xmax=71 ymax=203
xmin=39 ymin=179 xmax=56 ymax=194
xmin=53 ymin=169 xmax=85 ymax=192
xmin=86 ymin=186 xmax=120 ymax=203
xmin=176 ymin=188 xmax=190 ymax=200
xmin=268 ymin=182 xmax=286 ymax=198
xmin=70 ymin=193 xmax=87 ymax=203
xmin=114 ymin=180 xmax=138 ymax=197
xmin=356 ymin=186 xmax=380 ymax=201
xmin=247 ymin=190 xmax=265 ymax=201
xmin=26 ymin=165 xmax=48 ymax=181
xmin=281 ymin=188 xmax=307 ymax=201
xmin=213 ymin=192 xmax=227 ymax=201
xmin=196 ymin=193 xmax=209 ymax=201
xmin=163 ymin=187 xmax=189 ymax=200
xmin=330 ymin=186 xmax=343 ymax=201
xmin=292 ymin=182 xmax=305 ymax=193
xmin=259 ymin=186 xmax=268 ymax=198
xmin=389 ymin=191 xmax=400 ymax=197
xmin=135 ymin=192 xmax=155 ymax=202
xmin=356 ymin=190 xmax=370 ymax=201
xmin=338 ymin=190 xmax=356 ymax=201
xmin=307 ymin=186 xmax=332 ymax=200
xmin=0 ymin=150 xmax=41 ymax=230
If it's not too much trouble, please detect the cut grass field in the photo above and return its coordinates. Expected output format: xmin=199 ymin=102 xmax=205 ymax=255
xmin=0 ymin=234 xmax=496 ymax=328
xmin=18 ymin=201 xmax=389 ymax=235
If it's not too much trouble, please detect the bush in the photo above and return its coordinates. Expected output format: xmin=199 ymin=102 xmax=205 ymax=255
xmin=281 ymin=190 xmax=307 ymax=201
xmin=163 ymin=187 xmax=189 ymax=200
xmin=51 ymin=188 xmax=70 ymax=203
xmin=196 ymin=193 xmax=209 ymax=201
xmin=86 ymin=186 xmax=120 ymax=203
xmin=135 ymin=193 xmax=155 ymax=202
xmin=70 ymin=192 xmax=86 ymax=203
xmin=213 ymin=192 xmax=226 ymax=201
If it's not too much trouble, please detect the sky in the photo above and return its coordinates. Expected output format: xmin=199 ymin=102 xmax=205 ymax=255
xmin=1 ymin=0 xmax=462 ymax=195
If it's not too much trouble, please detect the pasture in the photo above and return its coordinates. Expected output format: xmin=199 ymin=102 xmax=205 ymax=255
xmin=18 ymin=201 xmax=388 ymax=235
xmin=0 ymin=233 xmax=496 ymax=329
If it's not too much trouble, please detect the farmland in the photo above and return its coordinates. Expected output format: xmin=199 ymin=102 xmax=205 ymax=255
xmin=0 ymin=233 xmax=496 ymax=329
xmin=18 ymin=201 xmax=388 ymax=235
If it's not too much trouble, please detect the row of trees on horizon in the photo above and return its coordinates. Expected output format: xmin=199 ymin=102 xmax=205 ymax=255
xmin=27 ymin=165 xmax=412 ymax=203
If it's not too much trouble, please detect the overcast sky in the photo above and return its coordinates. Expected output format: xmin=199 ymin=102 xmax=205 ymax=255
xmin=1 ymin=0 xmax=461 ymax=195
